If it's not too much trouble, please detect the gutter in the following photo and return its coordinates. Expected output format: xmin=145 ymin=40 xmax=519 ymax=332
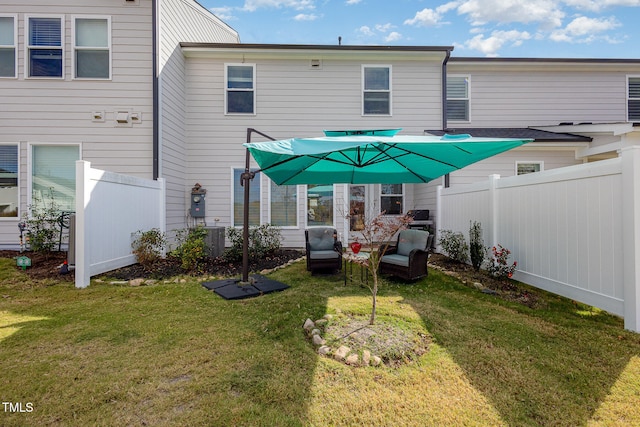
xmin=152 ymin=0 xmax=159 ymax=180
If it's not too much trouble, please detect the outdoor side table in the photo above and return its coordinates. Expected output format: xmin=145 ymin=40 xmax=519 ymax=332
xmin=343 ymin=251 xmax=370 ymax=287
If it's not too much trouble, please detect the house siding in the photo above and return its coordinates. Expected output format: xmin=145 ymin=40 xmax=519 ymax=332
xmin=0 ymin=0 xmax=154 ymax=246
xmin=184 ymin=53 xmax=444 ymax=247
xmin=158 ymin=0 xmax=239 ymax=240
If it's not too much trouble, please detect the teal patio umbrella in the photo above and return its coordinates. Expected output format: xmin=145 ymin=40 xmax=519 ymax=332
xmin=234 ymin=128 xmax=531 ymax=285
xmin=244 ymin=131 xmax=531 ymax=185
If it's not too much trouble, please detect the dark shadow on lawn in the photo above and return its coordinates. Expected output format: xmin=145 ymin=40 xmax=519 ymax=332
xmin=397 ymin=269 xmax=640 ymax=426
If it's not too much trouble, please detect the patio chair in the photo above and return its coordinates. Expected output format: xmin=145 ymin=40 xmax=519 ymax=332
xmin=305 ymin=227 xmax=343 ymax=273
xmin=379 ymin=229 xmax=430 ymax=281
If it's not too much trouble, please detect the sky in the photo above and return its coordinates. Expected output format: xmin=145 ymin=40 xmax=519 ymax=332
xmin=199 ymin=0 xmax=640 ymax=58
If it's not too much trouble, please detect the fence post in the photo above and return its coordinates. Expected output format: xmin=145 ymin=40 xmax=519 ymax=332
xmin=488 ymin=174 xmax=500 ymax=249
xmin=622 ymin=146 xmax=640 ymax=332
xmin=436 ymin=184 xmax=443 ymax=252
xmin=75 ymin=161 xmax=91 ymax=289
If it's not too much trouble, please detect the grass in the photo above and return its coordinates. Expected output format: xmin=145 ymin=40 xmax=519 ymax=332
xmin=1 ymin=256 xmax=640 ymax=426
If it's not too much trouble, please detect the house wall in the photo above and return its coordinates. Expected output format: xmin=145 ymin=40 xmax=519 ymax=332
xmin=158 ymin=0 xmax=239 ymax=240
xmin=184 ymin=52 xmax=445 ymax=247
xmin=0 ymin=0 xmax=154 ymax=247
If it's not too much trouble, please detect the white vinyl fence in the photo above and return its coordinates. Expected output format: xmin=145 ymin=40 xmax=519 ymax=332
xmin=75 ymin=161 xmax=165 ymax=288
xmin=437 ymin=146 xmax=640 ymax=332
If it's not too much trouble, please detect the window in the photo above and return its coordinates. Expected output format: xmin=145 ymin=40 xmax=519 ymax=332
xmin=349 ymin=185 xmax=365 ymax=231
xmin=307 ymin=184 xmax=333 ymax=226
xmin=233 ymin=168 xmax=260 ymax=226
xmin=516 ymin=161 xmax=543 ymax=175
xmin=73 ymin=17 xmax=110 ymax=79
xmin=0 ymin=15 xmax=16 ymax=78
xmin=270 ymin=182 xmax=297 ymax=227
xmin=628 ymin=76 xmax=640 ymax=122
xmin=363 ymin=65 xmax=391 ymax=115
xmin=380 ymin=184 xmax=403 ymax=215
xmin=226 ymin=64 xmax=255 ymax=114
xmin=31 ymin=145 xmax=80 ymax=212
xmin=27 ymin=16 xmax=63 ymax=78
xmin=0 ymin=145 xmax=18 ymax=218
xmin=447 ymin=75 xmax=470 ymax=121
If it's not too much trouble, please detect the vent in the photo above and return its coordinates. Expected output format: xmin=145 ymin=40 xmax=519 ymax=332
xmin=309 ymin=59 xmax=322 ymax=70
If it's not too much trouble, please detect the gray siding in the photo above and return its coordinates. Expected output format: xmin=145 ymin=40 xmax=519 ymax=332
xmin=159 ymin=0 xmax=239 ymax=238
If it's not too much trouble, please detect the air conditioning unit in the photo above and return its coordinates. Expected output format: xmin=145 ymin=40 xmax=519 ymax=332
xmin=204 ymin=226 xmax=225 ymax=258
xmin=68 ymin=214 xmax=76 ymax=265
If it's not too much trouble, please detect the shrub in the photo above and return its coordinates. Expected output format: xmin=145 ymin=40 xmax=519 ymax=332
xmin=438 ymin=229 xmax=469 ymax=263
xmin=22 ymin=190 xmax=61 ymax=253
xmin=171 ymin=226 xmax=208 ymax=272
xmin=486 ymin=245 xmax=517 ymax=279
xmin=131 ymin=228 xmax=166 ymax=269
xmin=223 ymin=224 xmax=282 ymax=262
xmin=469 ymin=221 xmax=485 ymax=271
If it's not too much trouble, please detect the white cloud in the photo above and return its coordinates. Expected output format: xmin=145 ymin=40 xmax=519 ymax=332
xmin=457 ymin=0 xmax=565 ymax=29
xmin=464 ymin=30 xmax=532 ymax=56
xmin=375 ymin=23 xmax=395 ymax=33
xmin=358 ymin=25 xmax=375 ymax=37
xmin=385 ymin=31 xmax=403 ymax=42
xmin=404 ymin=8 xmax=445 ymax=27
xmin=211 ymin=7 xmax=235 ymax=21
xmin=550 ymin=15 xmax=621 ymax=42
xmin=561 ymin=0 xmax=640 ymax=12
xmin=242 ymin=0 xmax=315 ymax=12
xmin=294 ymin=13 xmax=318 ymax=21
xmin=346 ymin=0 xmax=362 ymax=4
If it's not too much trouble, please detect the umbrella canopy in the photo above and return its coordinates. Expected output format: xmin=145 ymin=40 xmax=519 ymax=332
xmin=244 ymin=133 xmax=532 ymax=185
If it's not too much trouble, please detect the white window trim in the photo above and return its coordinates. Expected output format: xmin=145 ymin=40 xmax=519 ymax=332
xmin=0 ymin=143 xmax=20 ymax=220
xmin=224 ymin=63 xmax=256 ymax=115
xmin=362 ymin=64 xmax=392 ymax=116
xmin=380 ymin=183 xmax=404 ymax=215
xmin=627 ymin=75 xmax=640 ymax=122
xmin=71 ymin=15 xmax=112 ymax=80
xmin=0 ymin=14 xmax=18 ymax=79
xmin=27 ymin=143 xmax=82 ymax=210
xmin=447 ymin=74 xmax=471 ymax=123
xmin=268 ymin=180 xmax=300 ymax=229
xmin=25 ymin=14 xmax=65 ymax=79
xmin=515 ymin=161 xmax=544 ymax=175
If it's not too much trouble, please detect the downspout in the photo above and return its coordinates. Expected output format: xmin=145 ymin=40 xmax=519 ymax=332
xmin=442 ymin=49 xmax=451 ymax=188
xmin=152 ymin=0 xmax=160 ymax=180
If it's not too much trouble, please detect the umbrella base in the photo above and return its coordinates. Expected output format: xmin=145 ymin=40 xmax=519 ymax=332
xmin=202 ymin=274 xmax=289 ymax=300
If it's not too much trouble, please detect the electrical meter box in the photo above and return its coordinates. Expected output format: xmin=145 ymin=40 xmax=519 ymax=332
xmin=190 ymin=184 xmax=206 ymax=218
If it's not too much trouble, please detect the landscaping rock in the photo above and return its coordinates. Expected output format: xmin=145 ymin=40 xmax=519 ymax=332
xmin=315 ymin=318 xmax=328 ymax=326
xmin=371 ymin=356 xmax=382 ymax=366
xmin=323 ymin=314 xmax=334 ymax=321
xmin=129 ymin=278 xmax=144 ymax=287
xmin=312 ymin=334 xmax=326 ymax=346
xmin=303 ymin=318 xmax=315 ymax=331
xmin=362 ymin=350 xmax=371 ymax=366
xmin=334 ymin=345 xmax=351 ymax=361
xmin=318 ymin=346 xmax=331 ymax=356
xmin=346 ymin=354 xmax=359 ymax=366
xmin=311 ymin=328 xmax=321 ymax=336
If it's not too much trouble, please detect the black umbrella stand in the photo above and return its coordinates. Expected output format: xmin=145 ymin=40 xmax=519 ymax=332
xmin=202 ymin=128 xmax=289 ymax=300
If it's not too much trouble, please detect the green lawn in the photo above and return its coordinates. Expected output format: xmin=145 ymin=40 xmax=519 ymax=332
xmin=1 ymin=257 xmax=639 ymax=426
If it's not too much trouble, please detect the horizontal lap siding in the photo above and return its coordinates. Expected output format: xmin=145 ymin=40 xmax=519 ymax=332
xmin=159 ymin=0 xmax=239 ymax=240
xmin=0 ymin=0 xmax=154 ymax=246
xmin=185 ymin=56 xmax=443 ymax=247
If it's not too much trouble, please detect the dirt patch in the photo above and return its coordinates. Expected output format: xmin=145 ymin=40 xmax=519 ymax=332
xmin=0 ymin=250 xmax=73 ymax=282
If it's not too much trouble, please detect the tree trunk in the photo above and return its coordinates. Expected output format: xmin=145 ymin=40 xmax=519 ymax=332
xmin=369 ymin=271 xmax=378 ymax=325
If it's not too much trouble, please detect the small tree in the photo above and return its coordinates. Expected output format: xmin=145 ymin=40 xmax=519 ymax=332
xmin=438 ymin=230 xmax=469 ymax=264
xmin=469 ymin=221 xmax=485 ymax=271
xmin=348 ymin=211 xmax=413 ymax=325
xmin=131 ymin=228 xmax=166 ymax=270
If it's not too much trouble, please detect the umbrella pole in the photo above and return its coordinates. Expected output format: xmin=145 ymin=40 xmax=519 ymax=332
xmin=241 ymin=143 xmax=253 ymax=283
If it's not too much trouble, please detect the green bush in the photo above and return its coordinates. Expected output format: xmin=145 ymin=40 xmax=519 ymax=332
xmin=469 ymin=221 xmax=485 ymax=271
xmin=23 ymin=190 xmax=61 ymax=253
xmin=171 ymin=226 xmax=208 ymax=272
xmin=438 ymin=229 xmax=469 ymax=264
xmin=223 ymin=224 xmax=282 ymax=262
xmin=131 ymin=228 xmax=166 ymax=269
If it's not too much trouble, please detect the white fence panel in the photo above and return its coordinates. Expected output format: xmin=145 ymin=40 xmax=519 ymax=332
xmin=75 ymin=161 xmax=165 ymax=288
xmin=438 ymin=151 xmax=640 ymax=331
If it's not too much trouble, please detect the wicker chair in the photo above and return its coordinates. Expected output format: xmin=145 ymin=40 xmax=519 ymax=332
xmin=379 ymin=229 xmax=430 ymax=281
xmin=305 ymin=227 xmax=343 ymax=273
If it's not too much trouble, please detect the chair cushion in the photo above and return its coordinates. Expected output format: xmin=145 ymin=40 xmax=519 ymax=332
xmin=309 ymin=250 xmax=341 ymax=260
xmin=307 ymin=228 xmax=336 ymax=251
xmin=381 ymin=254 xmax=409 ymax=267
xmin=397 ymin=230 xmax=429 ymax=257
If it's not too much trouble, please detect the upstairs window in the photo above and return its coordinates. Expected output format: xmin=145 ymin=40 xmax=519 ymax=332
xmin=628 ymin=76 xmax=640 ymax=122
xmin=74 ymin=17 xmax=110 ymax=79
xmin=447 ymin=75 xmax=470 ymax=121
xmin=27 ymin=16 xmax=63 ymax=78
xmin=363 ymin=65 xmax=391 ymax=115
xmin=0 ymin=16 xmax=16 ymax=78
xmin=226 ymin=64 xmax=255 ymax=114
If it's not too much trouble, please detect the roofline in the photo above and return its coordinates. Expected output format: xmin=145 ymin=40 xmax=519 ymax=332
xmin=180 ymin=42 xmax=454 ymax=53
xmin=450 ymin=57 xmax=640 ymax=64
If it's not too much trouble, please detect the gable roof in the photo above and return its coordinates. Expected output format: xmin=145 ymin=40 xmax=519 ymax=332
xmin=426 ymin=128 xmax=592 ymax=142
